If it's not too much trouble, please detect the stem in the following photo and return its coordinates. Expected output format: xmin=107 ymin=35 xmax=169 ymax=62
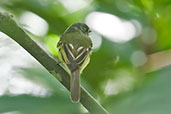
xmin=0 ymin=12 xmax=108 ymax=114
xmin=142 ymin=49 xmax=171 ymax=73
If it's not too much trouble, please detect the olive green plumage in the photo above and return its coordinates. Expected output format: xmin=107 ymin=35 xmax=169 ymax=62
xmin=57 ymin=23 xmax=92 ymax=102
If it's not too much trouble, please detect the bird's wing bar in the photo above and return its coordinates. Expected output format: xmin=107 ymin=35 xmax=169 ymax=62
xmin=59 ymin=43 xmax=91 ymax=71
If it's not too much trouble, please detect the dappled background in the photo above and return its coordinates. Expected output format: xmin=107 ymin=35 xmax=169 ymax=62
xmin=0 ymin=0 xmax=171 ymax=114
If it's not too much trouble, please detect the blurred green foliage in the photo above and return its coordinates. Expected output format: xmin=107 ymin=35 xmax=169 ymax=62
xmin=45 ymin=34 xmax=59 ymax=56
xmin=105 ymin=66 xmax=171 ymax=114
xmin=0 ymin=0 xmax=171 ymax=114
xmin=0 ymin=68 xmax=82 ymax=114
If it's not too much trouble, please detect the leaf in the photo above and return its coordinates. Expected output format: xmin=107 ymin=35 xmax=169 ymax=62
xmin=105 ymin=66 xmax=171 ymax=114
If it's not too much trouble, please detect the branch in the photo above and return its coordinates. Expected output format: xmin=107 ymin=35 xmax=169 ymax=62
xmin=142 ymin=49 xmax=171 ymax=73
xmin=0 ymin=12 xmax=108 ymax=114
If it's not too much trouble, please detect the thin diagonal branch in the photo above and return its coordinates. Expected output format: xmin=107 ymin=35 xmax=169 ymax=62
xmin=0 ymin=12 xmax=108 ymax=114
xmin=142 ymin=49 xmax=171 ymax=73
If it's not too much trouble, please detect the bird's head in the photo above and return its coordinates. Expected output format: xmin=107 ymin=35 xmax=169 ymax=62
xmin=65 ymin=23 xmax=91 ymax=35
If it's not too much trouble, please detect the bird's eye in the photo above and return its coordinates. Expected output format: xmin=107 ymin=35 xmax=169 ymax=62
xmin=83 ymin=27 xmax=87 ymax=31
xmin=88 ymin=30 xmax=91 ymax=33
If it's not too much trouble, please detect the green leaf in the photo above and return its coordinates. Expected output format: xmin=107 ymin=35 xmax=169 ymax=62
xmin=45 ymin=34 xmax=59 ymax=56
xmin=105 ymin=66 xmax=171 ymax=114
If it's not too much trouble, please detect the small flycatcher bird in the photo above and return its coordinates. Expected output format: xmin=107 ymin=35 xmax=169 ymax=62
xmin=57 ymin=23 xmax=92 ymax=102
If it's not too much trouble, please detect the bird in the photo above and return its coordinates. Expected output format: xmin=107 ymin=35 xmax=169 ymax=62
xmin=57 ymin=23 xmax=92 ymax=102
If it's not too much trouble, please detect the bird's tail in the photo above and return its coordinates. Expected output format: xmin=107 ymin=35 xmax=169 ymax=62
xmin=70 ymin=69 xmax=80 ymax=103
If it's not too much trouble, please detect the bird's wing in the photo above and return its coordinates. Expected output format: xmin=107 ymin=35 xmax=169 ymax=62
xmin=58 ymin=42 xmax=91 ymax=72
